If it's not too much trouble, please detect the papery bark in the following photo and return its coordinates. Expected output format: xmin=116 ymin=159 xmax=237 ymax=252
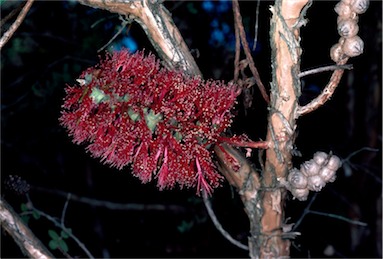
xmin=251 ymin=0 xmax=309 ymax=257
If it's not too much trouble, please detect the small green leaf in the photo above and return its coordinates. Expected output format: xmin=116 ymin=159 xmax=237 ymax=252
xmin=177 ymin=220 xmax=194 ymax=233
xmin=173 ymin=131 xmax=182 ymax=141
xmin=61 ymin=230 xmax=69 ymax=239
xmin=144 ymin=108 xmax=163 ymax=133
xmin=128 ymin=108 xmax=140 ymax=122
xmin=49 ymin=240 xmax=59 ymax=250
xmin=48 ymin=230 xmax=60 ymax=241
xmin=58 ymin=239 xmax=69 ymax=253
xmin=20 ymin=203 xmax=29 ymax=212
xmin=32 ymin=211 xmax=40 ymax=220
xmin=90 ymin=87 xmax=109 ymax=104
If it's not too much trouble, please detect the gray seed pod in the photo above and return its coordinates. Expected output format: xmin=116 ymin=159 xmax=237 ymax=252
xmin=337 ymin=18 xmax=359 ymax=38
xmin=313 ymin=151 xmax=328 ymax=166
xmin=307 ymin=175 xmax=326 ymax=192
xmin=319 ymin=167 xmax=337 ymax=182
xmin=334 ymin=2 xmax=355 ymax=19
xmin=327 ymin=155 xmax=342 ymax=170
xmin=342 ymin=35 xmax=364 ymax=57
xmin=330 ymin=43 xmax=346 ymax=63
xmin=301 ymin=160 xmax=321 ymax=177
xmin=288 ymin=168 xmax=308 ymax=189
xmin=350 ymin=0 xmax=369 ymax=14
xmin=291 ymin=188 xmax=309 ymax=201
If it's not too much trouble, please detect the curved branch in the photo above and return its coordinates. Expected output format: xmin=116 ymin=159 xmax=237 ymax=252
xmin=202 ymin=191 xmax=249 ymax=251
xmin=0 ymin=198 xmax=54 ymax=259
xmin=76 ymin=0 xmax=201 ymax=76
xmin=0 ymin=0 xmax=35 ymax=50
xmin=296 ymin=66 xmax=347 ymax=117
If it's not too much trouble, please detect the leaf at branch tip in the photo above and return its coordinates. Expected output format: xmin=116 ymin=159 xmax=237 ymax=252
xmin=48 ymin=240 xmax=58 ymax=250
xmin=48 ymin=229 xmax=60 ymax=241
xmin=58 ymin=239 xmax=69 ymax=253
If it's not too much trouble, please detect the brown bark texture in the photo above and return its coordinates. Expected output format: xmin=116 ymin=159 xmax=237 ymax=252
xmin=0 ymin=198 xmax=54 ymax=259
xmin=254 ymin=0 xmax=309 ymax=257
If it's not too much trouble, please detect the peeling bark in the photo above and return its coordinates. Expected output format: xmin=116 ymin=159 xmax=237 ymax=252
xmin=0 ymin=198 xmax=54 ymax=259
xmin=253 ymin=0 xmax=309 ymax=258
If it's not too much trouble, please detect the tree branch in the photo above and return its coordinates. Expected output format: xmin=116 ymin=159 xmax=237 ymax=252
xmin=296 ymin=65 xmax=347 ymax=117
xmin=0 ymin=0 xmax=35 ymax=50
xmin=0 ymin=198 xmax=54 ymax=259
xmin=76 ymin=0 xmax=201 ymax=76
xmin=202 ymin=191 xmax=249 ymax=251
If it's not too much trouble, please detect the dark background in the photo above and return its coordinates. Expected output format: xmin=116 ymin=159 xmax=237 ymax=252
xmin=1 ymin=1 xmax=381 ymax=258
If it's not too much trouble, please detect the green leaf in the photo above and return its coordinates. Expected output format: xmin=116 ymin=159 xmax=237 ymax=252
xmin=32 ymin=211 xmax=40 ymax=220
xmin=58 ymin=239 xmax=69 ymax=253
xmin=90 ymin=87 xmax=109 ymax=104
xmin=61 ymin=230 xmax=69 ymax=239
xmin=20 ymin=203 xmax=29 ymax=212
xmin=177 ymin=220 xmax=194 ymax=233
xmin=48 ymin=230 xmax=60 ymax=241
xmin=49 ymin=240 xmax=58 ymax=250
xmin=144 ymin=108 xmax=163 ymax=133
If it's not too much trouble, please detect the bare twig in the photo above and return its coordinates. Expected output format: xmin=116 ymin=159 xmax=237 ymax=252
xmin=202 ymin=191 xmax=249 ymax=251
xmin=0 ymin=0 xmax=35 ymax=50
xmin=252 ymin=0 xmax=261 ymax=51
xmin=296 ymin=67 xmax=346 ymax=117
xmin=0 ymin=3 xmax=24 ymax=28
xmin=232 ymin=0 xmax=270 ymax=104
xmin=233 ymin=12 xmax=241 ymax=82
xmin=308 ymin=210 xmax=368 ymax=226
xmin=97 ymin=16 xmax=129 ymax=52
xmin=343 ymin=147 xmax=380 ymax=162
xmin=32 ymin=186 xmax=189 ymax=214
xmin=25 ymin=196 xmax=95 ymax=259
xmin=61 ymin=193 xmax=71 ymax=226
xmin=299 ymin=64 xmax=353 ymax=78
xmin=293 ymin=193 xmax=367 ymax=232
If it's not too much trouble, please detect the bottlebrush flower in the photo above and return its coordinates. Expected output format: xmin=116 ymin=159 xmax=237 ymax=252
xmin=60 ymin=49 xmax=239 ymax=195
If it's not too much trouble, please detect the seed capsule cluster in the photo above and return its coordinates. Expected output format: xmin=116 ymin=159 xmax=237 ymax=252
xmin=286 ymin=152 xmax=342 ymax=201
xmin=330 ymin=0 xmax=369 ymax=63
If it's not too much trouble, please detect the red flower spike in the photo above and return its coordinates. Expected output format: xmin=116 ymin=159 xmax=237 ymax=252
xmin=60 ymin=49 xmax=239 ymax=195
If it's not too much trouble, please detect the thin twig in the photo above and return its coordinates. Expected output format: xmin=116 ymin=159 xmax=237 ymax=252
xmin=61 ymin=193 xmax=71 ymax=227
xmin=98 ymin=17 xmax=129 ymax=52
xmin=0 ymin=3 xmax=24 ymax=28
xmin=296 ymin=68 xmax=346 ymax=117
xmin=343 ymin=147 xmax=380 ymax=162
xmin=252 ymin=0 xmax=261 ymax=51
xmin=26 ymin=196 xmax=95 ymax=259
xmin=233 ymin=13 xmax=241 ymax=82
xmin=293 ymin=193 xmax=368 ymax=231
xmin=232 ymin=0 xmax=269 ymax=104
xmin=299 ymin=64 xmax=353 ymax=78
xmin=308 ymin=210 xmax=368 ymax=226
xmin=293 ymin=193 xmax=318 ymax=231
xmin=202 ymin=191 xmax=249 ymax=251
xmin=32 ymin=186 xmax=188 ymax=213
xmin=0 ymin=0 xmax=35 ymax=50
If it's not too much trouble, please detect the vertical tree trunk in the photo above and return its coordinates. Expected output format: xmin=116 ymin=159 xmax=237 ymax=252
xmin=246 ymin=1 xmax=309 ymax=258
